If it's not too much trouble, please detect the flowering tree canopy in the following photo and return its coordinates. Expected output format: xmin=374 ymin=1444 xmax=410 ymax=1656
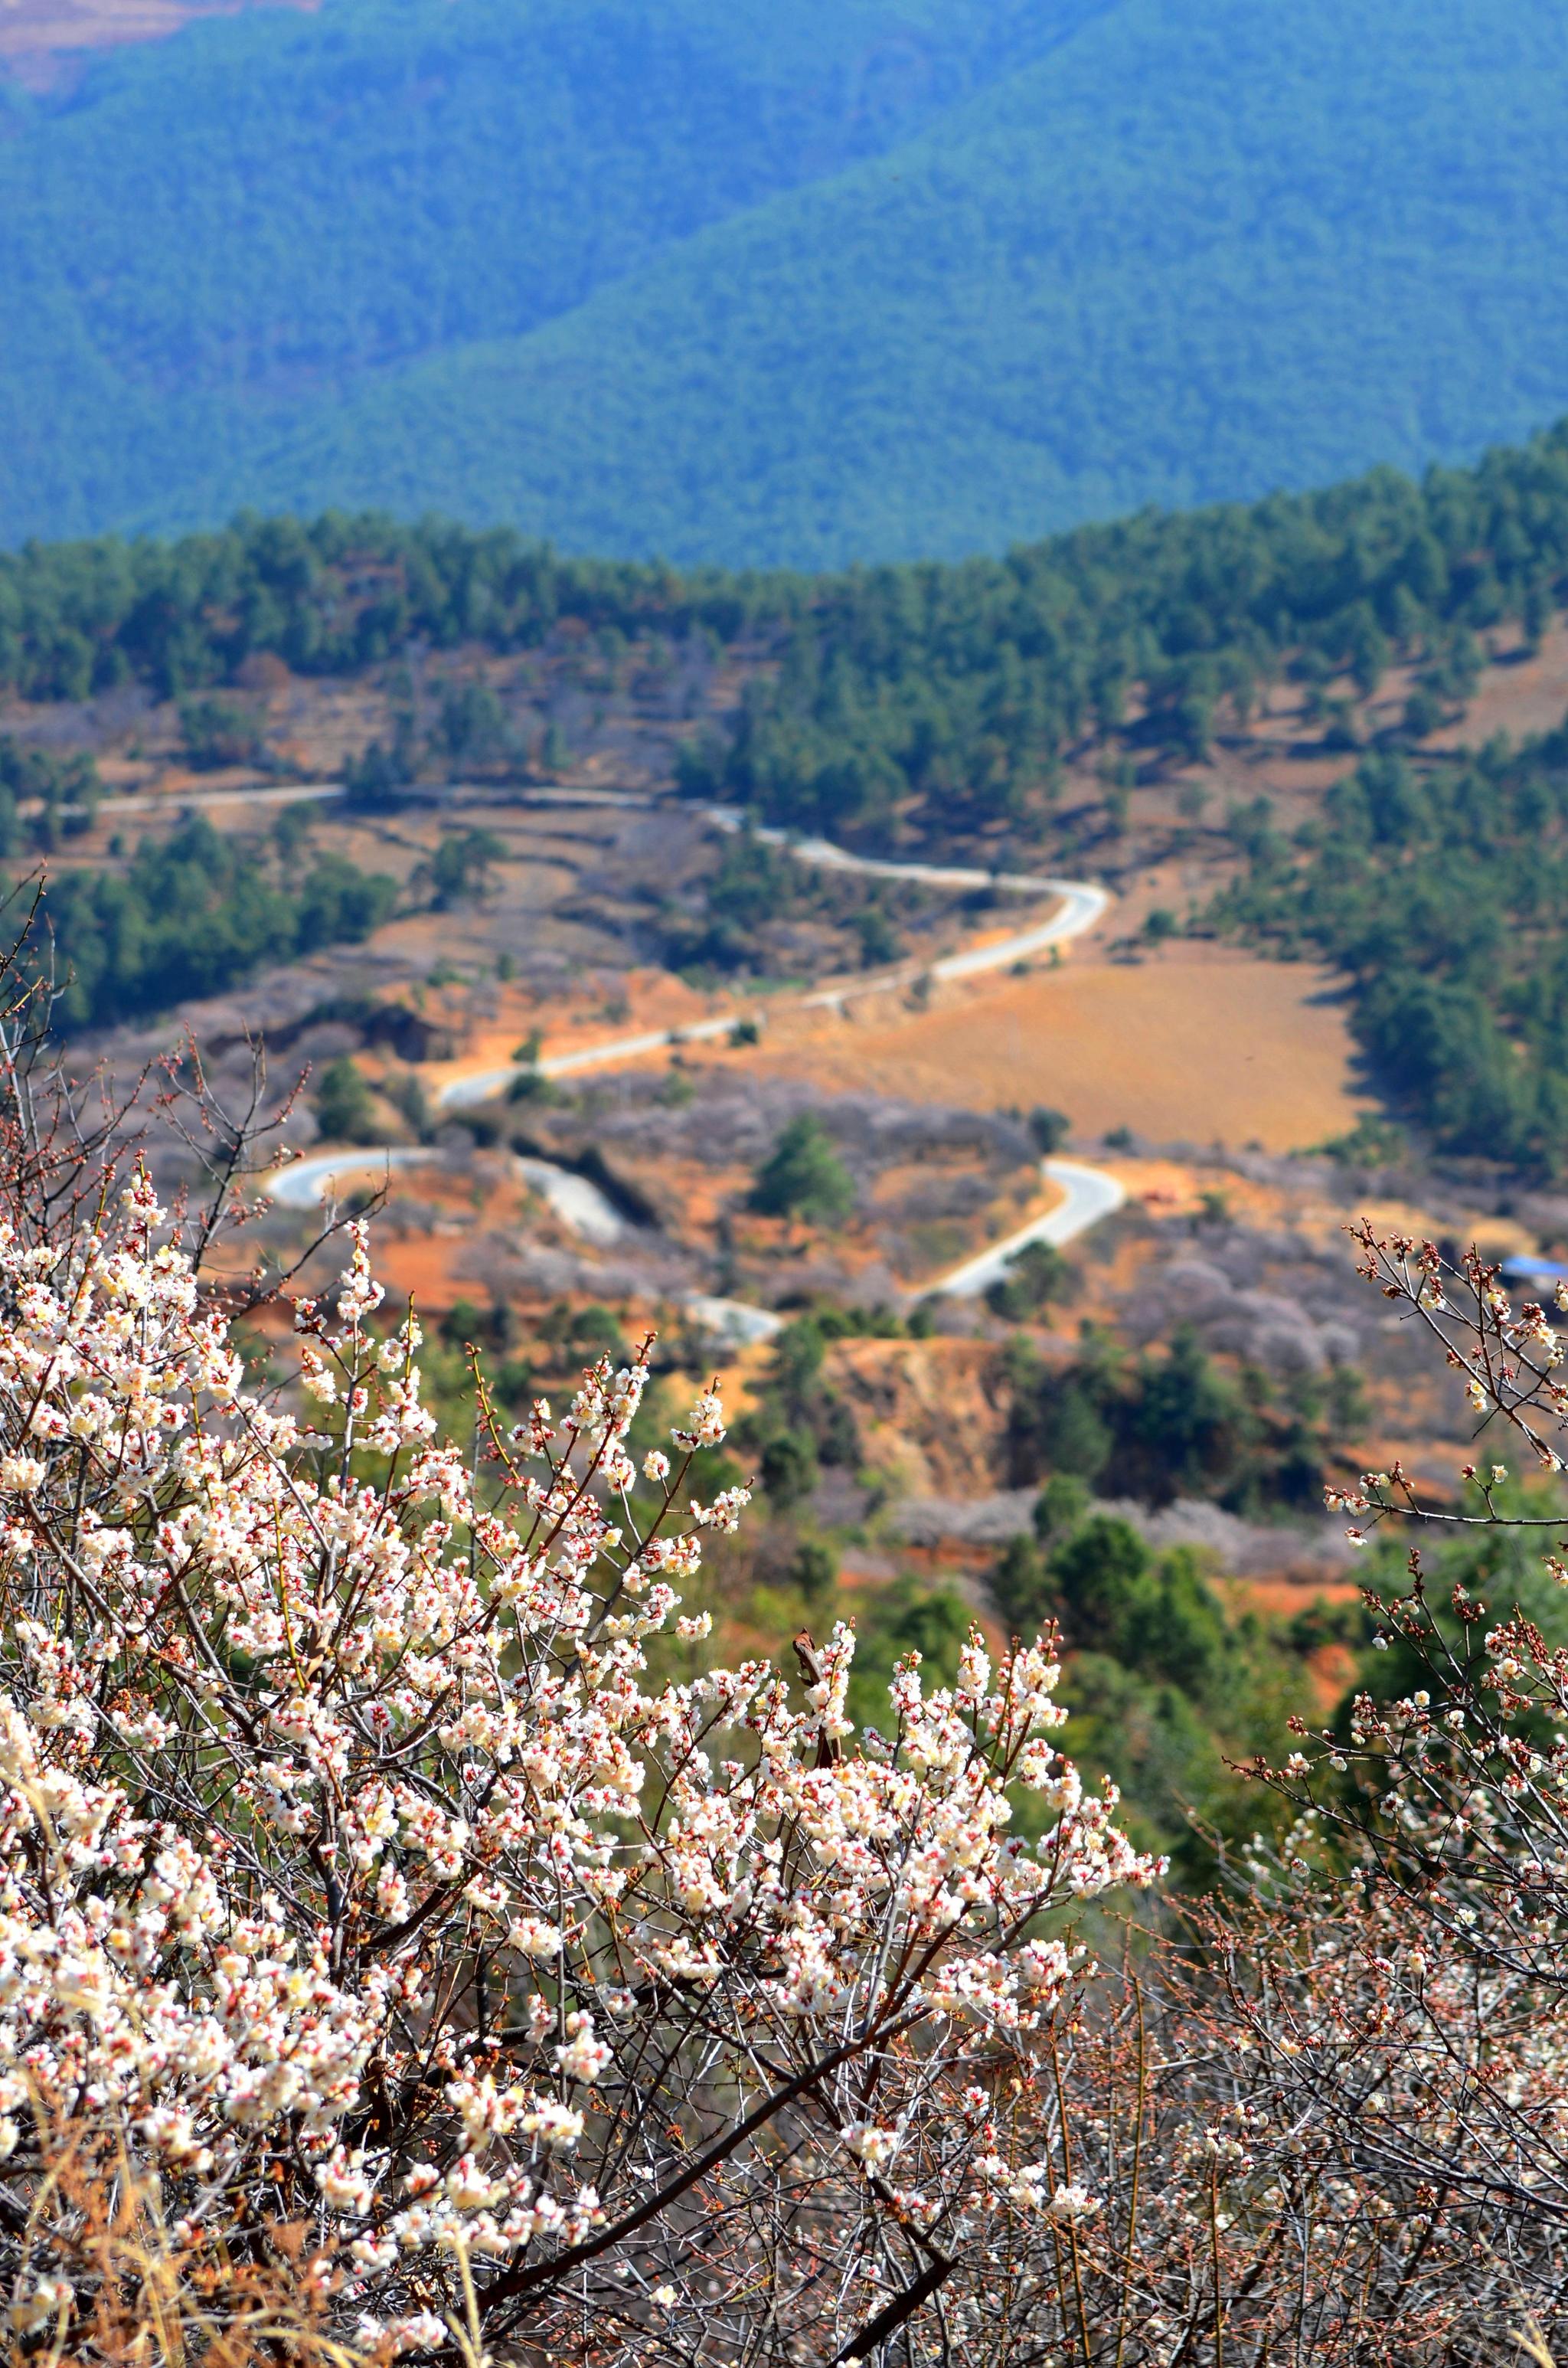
xmin=8 ymin=976 xmax=1567 ymax=2366
xmin=0 ymin=1126 xmax=1157 ymax=2359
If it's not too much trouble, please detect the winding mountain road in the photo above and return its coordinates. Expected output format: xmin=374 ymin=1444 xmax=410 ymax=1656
xmin=263 ymin=803 xmax=1125 ymax=1323
xmin=266 ymin=1145 xmax=631 ymax=1246
xmin=444 ymin=804 xmax=1112 ymax=1104
xmin=934 ymin=1160 xmax=1126 ymax=1298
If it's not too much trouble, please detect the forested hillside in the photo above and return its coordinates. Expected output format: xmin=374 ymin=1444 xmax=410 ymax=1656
xmin=1211 ymin=734 xmax=1568 ymax=1169
xmin=4 ymin=426 xmax=1563 ymax=767
xmin=29 ymin=815 xmax=396 ymax=1032
xmin=13 ymin=427 xmax=1568 ymax=1156
xmin=6 ymin=0 xmax=1568 ymax=560
xmin=0 ymin=0 xmax=1070 ymax=550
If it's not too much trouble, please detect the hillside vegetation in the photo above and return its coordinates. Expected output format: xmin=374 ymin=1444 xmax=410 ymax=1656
xmin=0 ymin=0 xmax=1068 ymax=551
xmin=7 ymin=0 xmax=1568 ymax=558
xmin=31 ymin=814 xmax=396 ymax=1032
xmin=12 ymin=424 xmax=1568 ymax=1156
xmin=2 ymin=426 xmax=1563 ymax=764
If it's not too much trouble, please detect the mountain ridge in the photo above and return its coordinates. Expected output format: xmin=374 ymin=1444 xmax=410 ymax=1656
xmin=5 ymin=0 xmax=1568 ymax=563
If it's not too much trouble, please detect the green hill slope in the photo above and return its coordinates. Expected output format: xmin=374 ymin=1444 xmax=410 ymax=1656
xmin=0 ymin=0 xmax=1070 ymax=543
xmin=217 ymin=0 xmax=1568 ymax=565
xmin=7 ymin=0 xmax=1568 ymax=561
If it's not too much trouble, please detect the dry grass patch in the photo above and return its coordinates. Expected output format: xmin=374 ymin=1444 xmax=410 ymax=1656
xmin=742 ymin=943 xmax=1370 ymax=1153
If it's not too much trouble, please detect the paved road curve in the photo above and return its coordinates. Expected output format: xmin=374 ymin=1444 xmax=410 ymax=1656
xmin=264 ymin=804 xmax=1124 ymax=1322
xmin=265 ymin=1145 xmax=626 ymax=1247
xmin=443 ymin=806 xmax=1110 ymax=1106
xmin=935 ymin=1159 xmax=1126 ymax=1298
xmin=99 ymin=779 xmax=1108 ymax=984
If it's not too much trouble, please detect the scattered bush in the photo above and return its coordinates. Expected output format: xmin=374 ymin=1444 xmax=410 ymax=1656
xmin=313 ymin=1052 xmax=380 ymax=1144
xmin=178 ymin=693 xmax=263 ymax=770
xmin=985 ymin=1237 xmax=1071 ymax=1322
xmin=749 ymin=1112 xmax=855 ymax=1225
xmin=1026 ymin=1104 xmax=1071 ymax=1154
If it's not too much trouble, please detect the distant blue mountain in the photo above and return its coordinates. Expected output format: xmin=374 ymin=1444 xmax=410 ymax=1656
xmin=4 ymin=0 xmax=1568 ymax=564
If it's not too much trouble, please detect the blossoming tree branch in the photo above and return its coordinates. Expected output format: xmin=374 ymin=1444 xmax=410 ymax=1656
xmin=0 ymin=1083 xmax=1157 ymax=2360
xmin=2 ymin=938 xmax=1566 ymax=2364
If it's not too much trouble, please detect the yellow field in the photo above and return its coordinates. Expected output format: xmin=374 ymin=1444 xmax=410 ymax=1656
xmin=742 ymin=943 xmax=1370 ymax=1153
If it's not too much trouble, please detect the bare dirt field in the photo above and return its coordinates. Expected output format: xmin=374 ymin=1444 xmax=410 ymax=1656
xmin=397 ymin=908 xmax=1367 ymax=1162
xmin=1437 ymin=619 xmax=1568 ymax=747
xmin=730 ymin=942 xmax=1370 ymax=1154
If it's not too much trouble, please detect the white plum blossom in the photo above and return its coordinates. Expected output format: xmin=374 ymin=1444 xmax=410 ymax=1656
xmin=0 ymin=1179 xmax=1157 ymax=2360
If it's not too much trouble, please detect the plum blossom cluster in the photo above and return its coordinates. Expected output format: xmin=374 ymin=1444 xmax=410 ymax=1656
xmin=1327 ymin=1223 xmax=1568 ymax=1542
xmin=0 ymin=1173 xmax=1158 ymax=2361
xmin=884 ymin=1958 xmax=1553 ymax=2368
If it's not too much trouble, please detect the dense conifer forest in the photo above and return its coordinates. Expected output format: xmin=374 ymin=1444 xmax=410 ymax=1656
xmin=5 ymin=426 xmax=1566 ymax=743
xmin=7 ymin=0 xmax=1568 ymax=560
xmin=26 ymin=816 xmax=396 ymax=1032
